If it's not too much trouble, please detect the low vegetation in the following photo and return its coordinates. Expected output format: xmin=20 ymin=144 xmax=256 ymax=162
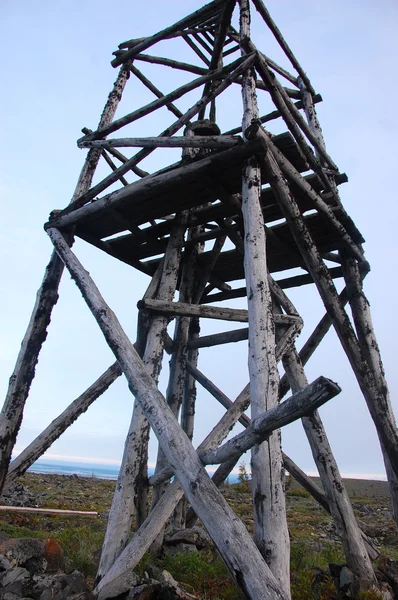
xmin=0 ymin=470 xmax=396 ymax=599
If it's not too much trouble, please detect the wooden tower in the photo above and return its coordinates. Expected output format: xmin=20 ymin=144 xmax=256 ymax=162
xmin=1 ymin=1 xmax=397 ymax=598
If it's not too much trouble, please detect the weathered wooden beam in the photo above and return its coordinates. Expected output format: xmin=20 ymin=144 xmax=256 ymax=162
xmin=282 ymin=347 xmax=376 ymax=581
xmin=198 ymin=0 xmax=235 ymax=119
xmin=341 ymin=253 xmax=398 ymax=528
xmin=97 ymin=381 xmax=255 ymax=598
xmin=139 ymin=298 xmax=247 ymax=322
xmin=199 ymin=377 xmax=340 ymax=465
xmin=60 ymin=54 xmax=256 ymax=215
xmin=111 ymin=0 xmax=224 ymax=67
xmin=0 ymin=65 xmax=130 ymax=495
xmin=150 ymin=220 xmax=203 ymax=536
xmin=139 ymin=298 xmax=300 ymax=325
xmin=241 ymin=8 xmax=288 ymax=585
xmin=279 ymin=289 xmax=348 ymax=398
xmin=183 ymin=33 xmax=211 ymax=65
xmin=246 ymin=123 xmax=364 ymax=263
xmin=188 ymin=327 xmax=249 ymax=349
xmin=224 ymin=94 xmax=322 ymax=136
xmin=97 ymin=214 xmax=187 ymax=580
xmin=48 ymin=226 xmax=288 ymax=600
xmin=251 ymin=0 xmax=315 ymax=94
xmin=79 ymin=56 xmax=247 ymax=144
xmin=239 ymin=1 xmax=290 ymax=593
xmin=4 ymin=363 xmax=122 ymax=490
xmin=129 ymin=65 xmax=185 ymax=121
xmin=0 ymin=506 xmax=98 ymax=517
xmin=255 ymin=126 xmax=398 ymax=479
xmin=79 ymin=135 xmax=242 ymax=150
xmin=134 ymin=53 xmax=207 ymax=75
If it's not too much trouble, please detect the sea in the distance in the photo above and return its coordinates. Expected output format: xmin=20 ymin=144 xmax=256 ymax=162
xmin=26 ymin=460 xmax=240 ymax=483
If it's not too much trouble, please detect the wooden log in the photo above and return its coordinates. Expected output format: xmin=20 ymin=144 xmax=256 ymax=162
xmin=250 ymin=50 xmax=335 ymax=194
xmin=251 ymin=0 xmax=315 ymax=94
xmin=200 ymin=377 xmax=339 ymax=465
xmin=135 ymin=53 xmax=208 ymax=75
xmin=139 ymin=298 xmax=300 ymax=325
xmin=282 ymin=347 xmax=376 ymax=580
xmin=0 ymin=506 xmax=98 ymax=517
xmin=99 ymin=382 xmax=255 ymax=597
xmin=224 ymin=93 xmax=322 ymax=136
xmin=341 ymin=253 xmax=398 ymax=528
xmin=79 ymin=135 xmax=242 ymax=150
xmin=111 ymin=0 xmax=224 ymax=67
xmin=183 ymin=33 xmax=211 ymax=65
xmin=150 ymin=221 xmax=203 ymax=538
xmin=245 ymin=125 xmax=364 ymax=263
xmin=79 ymin=56 xmax=248 ymax=144
xmin=48 ymin=227 xmax=288 ymax=600
xmin=255 ymin=127 xmax=398 ymax=479
xmin=139 ymin=298 xmax=248 ymax=322
xmin=198 ymin=0 xmax=235 ymax=120
xmin=279 ymin=289 xmax=348 ymax=398
xmin=175 ymin=224 xmax=208 ymax=530
xmin=0 ymin=66 xmax=130 ymax=494
xmin=97 ymin=215 xmax=186 ymax=581
xmin=188 ymin=327 xmax=249 ymax=349
xmin=239 ymin=1 xmax=290 ymax=593
xmin=63 ymin=53 xmax=256 ymax=215
xmin=129 ymin=65 xmax=185 ymax=121
xmin=4 ymin=363 xmax=121 ymax=490
xmin=150 ymin=376 xmax=251 ymax=489
xmin=101 ymin=150 xmax=128 ymax=186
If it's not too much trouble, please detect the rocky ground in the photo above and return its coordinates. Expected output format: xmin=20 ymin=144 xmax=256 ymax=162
xmin=0 ymin=473 xmax=397 ymax=599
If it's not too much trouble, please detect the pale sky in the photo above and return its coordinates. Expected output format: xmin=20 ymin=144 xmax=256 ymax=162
xmin=1 ymin=0 xmax=397 ymax=479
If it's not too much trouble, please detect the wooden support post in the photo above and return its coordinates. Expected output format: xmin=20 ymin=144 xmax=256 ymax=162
xmin=279 ymin=289 xmax=348 ymax=398
xmin=199 ymin=377 xmax=340 ymax=465
xmin=95 ymin=376 xmax=339 ymax=600
xmin=111 ymin=1 xmax=224 ymax=67
xmin=282 ymin=346 xmax=376 ymax=581
xmin=97 ymin=215 xmax=186 ymax=581
xmin=239 ymin=0 xmax=290 ymax=594
xmin=0 ymin=65 xmax=130 ymax=494
xmin=130 ymin=65 xmax=185 ymax=121
xmin=252 ymin=126 xmax=398 ymax=481
xmin=151 ymin=221 xmax=203 ymax=539
xmin=341 ymin=253 xmax=398 ymax=528
xmin=63 ymin=54 xmax=255 ymax=215
xmin=250 ymin=0 xmax=315 ymax=95
xmin=79 ymin=135 xmax=243 ymax=150
xmin=48 ymin=227 xmax=288 ymax=600
xmin=4 ymin=363 xmax=121 ymax=490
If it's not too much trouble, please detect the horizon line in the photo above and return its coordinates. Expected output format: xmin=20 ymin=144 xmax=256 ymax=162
xmin=12 ymin=451 xmax=388 ymax=482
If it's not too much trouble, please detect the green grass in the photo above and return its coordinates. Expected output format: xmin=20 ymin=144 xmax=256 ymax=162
xmin=156 ymin=550 xmax=244 ymax=600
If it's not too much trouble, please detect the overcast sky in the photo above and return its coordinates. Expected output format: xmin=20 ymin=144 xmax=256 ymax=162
xmin=1 ymin=0 xmax=397 ymax=479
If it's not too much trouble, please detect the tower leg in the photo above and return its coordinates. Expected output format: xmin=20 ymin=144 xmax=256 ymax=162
xmin=97 ymin=215 xmax=187 ymax=580
xmin=48 ymin=226 xmax=288 ymax=600
xmin=240 ymin=1 xmax=290 ymax=593
xmin=282 ymin=348 xmax=376 ymax=581
xmin=0 ymin=66 xmax=130 ymax=493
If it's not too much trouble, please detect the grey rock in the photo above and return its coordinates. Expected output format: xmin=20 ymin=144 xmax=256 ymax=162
xmin=2 ymin=484 xmax=37 ymax=508
xmin=0 ymin=539 xmax=45 ymax=572
xmin=0 ymin=567 xmax=31 ymax=588
xmin=0 ymin=556 xmax=13 ymax=573
xmin=339 ymin=565 xmax=354 ymax=593
xmin=165 ymin=527 xmax=211 ymax=549
xmin=165 ymin=544 xmax=197 ymax=556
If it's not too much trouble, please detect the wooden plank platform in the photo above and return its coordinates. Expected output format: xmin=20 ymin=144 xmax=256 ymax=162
xmin=46 ymin=130 xmax=365 ymax=288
